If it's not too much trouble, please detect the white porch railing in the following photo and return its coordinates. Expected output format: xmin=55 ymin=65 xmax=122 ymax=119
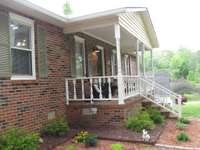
xmin=65 ymin=76 xmax=140 ymax=103
xmin=65 ymin=76 xmax=182 ymax=117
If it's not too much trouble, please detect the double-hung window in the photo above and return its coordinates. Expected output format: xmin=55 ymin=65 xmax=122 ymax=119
xmin=10 ymin=13 xmax=35 ymax=80
xmin=74 ymin=36 xmax=85 ymax=77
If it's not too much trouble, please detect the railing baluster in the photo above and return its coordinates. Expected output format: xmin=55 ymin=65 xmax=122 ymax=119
xmin=99 ymin=78 xmax=102 ymax=99
xmin=90 ymin=78 xmax=93 ymax=102
xmin=108 ymin=77 xmax=112 ymax=99
xmin=81 ymin=79 xmax=85 ymax=99
xmin=73 ymin=79 xmax=77 ymax=100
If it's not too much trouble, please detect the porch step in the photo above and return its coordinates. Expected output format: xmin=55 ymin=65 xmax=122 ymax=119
xmin=141 ymin=99 xmax=171 ymax=119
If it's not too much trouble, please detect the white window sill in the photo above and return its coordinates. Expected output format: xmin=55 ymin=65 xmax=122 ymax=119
xmin=11 ymin=75 xmax=36 ymax=81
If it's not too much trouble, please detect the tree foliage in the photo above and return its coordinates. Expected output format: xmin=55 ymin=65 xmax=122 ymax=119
xmin=153 ymin=48 xmax=200 ymax=84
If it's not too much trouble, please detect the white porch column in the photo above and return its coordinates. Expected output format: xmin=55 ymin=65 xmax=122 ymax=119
xmin=115 ymin=24 xmax=124 ymax=104
xmin=141 ymin=43 xmax=145 ymax=76
xmin=136 ymin=39 xmax=140 ymax=75
xmin=150 ymin=49 xmax=154 ymax=77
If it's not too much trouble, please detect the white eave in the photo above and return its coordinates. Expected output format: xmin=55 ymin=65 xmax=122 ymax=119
xmin=0 ymin=0 xmax=159 ymax=48
xmin=0 ymin=0 xmax=67 ymax=27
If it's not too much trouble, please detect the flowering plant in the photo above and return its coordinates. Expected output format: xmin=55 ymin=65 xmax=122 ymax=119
xmin=74 ymin=131 xmax=89 ymax=143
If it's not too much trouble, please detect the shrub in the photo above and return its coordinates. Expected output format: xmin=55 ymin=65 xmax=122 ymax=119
xmin=74 ymin=131 xmax=89 ymax=143
xmin=111 ymin=143 xmax=123 ymax=150
xmin=176 ymin=132 xmax=189 ymax=141
xmin=42 ymin=117 xmax=69 ymax=136
xmin=176 ymin=121 xmax=186 ymax=130
xmin=171 ymin=80 xmax=194 ymax=95
xmin=146 ymin=107 xmax=165 ymax=124
xmin=0 ymin=128 xmax=39 ymax=150
xmin=125 ymin=111 xmax=155 ymax=132
xmin=85 ymin=134 xmax=98 ymax=147
xmin=65 ymin=145 xmax=75 ymax=150
xmin=179 ymin=118 xmax=190 ymax=124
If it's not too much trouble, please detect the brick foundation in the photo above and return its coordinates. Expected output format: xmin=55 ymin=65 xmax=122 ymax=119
xmin=66 ymin=96 xmax=143 ymax=128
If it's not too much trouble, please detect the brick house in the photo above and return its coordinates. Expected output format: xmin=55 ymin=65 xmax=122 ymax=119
xmin=0 ymin=0 xmax=181 ymax=132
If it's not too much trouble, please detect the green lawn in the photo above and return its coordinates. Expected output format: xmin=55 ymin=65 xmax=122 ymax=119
xmin=184 ymin=93 xmax=200 ymax=101
xmin=182 ymin=102 xmax=200 ymax=118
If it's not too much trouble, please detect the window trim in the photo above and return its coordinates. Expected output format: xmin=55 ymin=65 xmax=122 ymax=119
xmin=9 ymin=13 xmax=36 ymax=80
xmin=74 ymin=35 xmax=86 ymax=77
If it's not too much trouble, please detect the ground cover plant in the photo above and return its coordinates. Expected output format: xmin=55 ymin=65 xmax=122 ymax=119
xmin=0 ymin=128 xmax=39 ymax=150
xmin=176 ymin=132 xmax=189 ymax=141
xmin=125 ymin=111 xmax=155 ymax=132
xmin=42 ymin=117 xmax=69 ymax=136
xmin=111 ymin=143 xmax=123 ymax=150
xmin=146 ymin=107 xmax=165 ymax=124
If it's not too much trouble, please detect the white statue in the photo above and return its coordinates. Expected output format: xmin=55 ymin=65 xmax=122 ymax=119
xmin=142 ymin=129 xmax=150 ymax=142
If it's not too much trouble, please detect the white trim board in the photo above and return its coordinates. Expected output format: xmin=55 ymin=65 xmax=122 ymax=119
xmin=10 ymin=13 xmax=36 ymax=80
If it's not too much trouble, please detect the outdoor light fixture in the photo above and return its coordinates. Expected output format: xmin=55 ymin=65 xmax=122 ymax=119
xmin=93 ymin=47 xmax=100 ymax=53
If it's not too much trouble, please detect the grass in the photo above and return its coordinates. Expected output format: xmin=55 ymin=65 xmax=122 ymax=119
xmin=184 ymin=93 xmax=200 ymax=101
xmin=182 ymin=102 xmax=200 ymax=118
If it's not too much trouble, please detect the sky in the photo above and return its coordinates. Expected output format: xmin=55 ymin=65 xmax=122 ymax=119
xmin=28 ymin=0 xmax=200 ymax=51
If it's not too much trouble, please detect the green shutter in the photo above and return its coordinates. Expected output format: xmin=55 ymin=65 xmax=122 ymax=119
xmin=37 ymin=26 xmax=48 ymax=78
xmin=0 ymin=11 xmax=11 ymax=79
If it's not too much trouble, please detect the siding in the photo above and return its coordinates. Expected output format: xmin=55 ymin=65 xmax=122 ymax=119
xmin=119 ymin=12 xmax=151 ymax=48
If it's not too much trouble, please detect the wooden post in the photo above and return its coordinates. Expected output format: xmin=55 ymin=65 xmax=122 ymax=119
xmin=136 ymin=39 xmax=140 ymax=76
xmin=115 ymin=24 xmax=124 ymax=104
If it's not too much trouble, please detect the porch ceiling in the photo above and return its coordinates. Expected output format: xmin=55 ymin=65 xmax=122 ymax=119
xmin=84 ymin=25 xmax=138 ymax=55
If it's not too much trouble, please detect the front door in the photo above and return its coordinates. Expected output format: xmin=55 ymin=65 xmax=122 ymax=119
xmin=91 ymin=45 xmax=105 ymax=76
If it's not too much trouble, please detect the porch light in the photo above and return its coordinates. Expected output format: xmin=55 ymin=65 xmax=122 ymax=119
xmin=93 ymin=47 xmax=100 ymax=53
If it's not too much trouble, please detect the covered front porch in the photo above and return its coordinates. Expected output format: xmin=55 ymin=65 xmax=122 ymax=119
xmin=65 ymin=8 xmax=156 ymax=105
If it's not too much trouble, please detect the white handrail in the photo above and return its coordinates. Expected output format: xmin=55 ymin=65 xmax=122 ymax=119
xmin=140 ymin=77 xmax=182 ymax=117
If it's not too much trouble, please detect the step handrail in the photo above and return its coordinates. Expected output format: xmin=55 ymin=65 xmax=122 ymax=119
xmin=140 ymin=77 xmax=182 ymax=118
xmin=141 ymin=77 xmax=180 ymax=97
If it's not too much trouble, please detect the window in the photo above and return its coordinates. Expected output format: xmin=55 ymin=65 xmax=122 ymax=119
xmin=74 ymin=36 xmax=85 ymax=77
xmin=111 ymin=49 xmax=117 ymax=75
xmin=10 ymin=13 xmax=35 ymax=80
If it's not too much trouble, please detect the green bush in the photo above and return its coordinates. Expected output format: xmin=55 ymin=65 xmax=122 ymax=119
xmin=111 ymin=143 xmax=123 ymax=150
xmin=65 ymin=145 xmax=75 ymax=150
xmin=42 ymin=117 xmax=69 ymax=136
xmin=176 ymin=121 xmax=186 ymax=130
xmin=0 ymin=128 xmax=39 ymax=150
xmin=179 ymin=118 xmax=190 ymax=124
xmin=176 ymin=132 xmax=189 ymax=141
xmin=146 ymin=107 xmax=165 ymax=124
xmin=125 ymin=111 xmax=155 ymax=132
xmin=85 ymin=134 xmax=98 ymax=147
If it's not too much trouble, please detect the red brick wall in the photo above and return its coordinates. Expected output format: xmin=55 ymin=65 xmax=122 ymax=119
xmin=66 ymin=97 xmax=142 ymax=128
xmin=0 ymin=5 xmax=71 ymax=132
xmin=0 ymin=5 xmax=139 ymax=132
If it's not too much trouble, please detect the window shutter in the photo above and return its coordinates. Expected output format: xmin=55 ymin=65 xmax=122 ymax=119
xmin=37 ymin=26 xmax=48 ymax=78
xmin=0 ymin=11 xmax=11 ymax=79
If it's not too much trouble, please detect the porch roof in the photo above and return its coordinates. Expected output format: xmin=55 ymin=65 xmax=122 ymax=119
xmin=0 ymin=0 xmax=159 ymax=49
xmin=64 ymin=7 xmax=159 ymax=49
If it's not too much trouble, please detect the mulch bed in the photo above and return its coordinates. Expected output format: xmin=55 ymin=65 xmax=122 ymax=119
xmin=55 ymin=139 xmax=172 ymax=150
xmin=157 ymin=119 xmax=200 ymax=149
xmin=73 ymin=122 xmax=166 ymax=144
xmin=39 ymin=129 xmax=78 ymax=150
